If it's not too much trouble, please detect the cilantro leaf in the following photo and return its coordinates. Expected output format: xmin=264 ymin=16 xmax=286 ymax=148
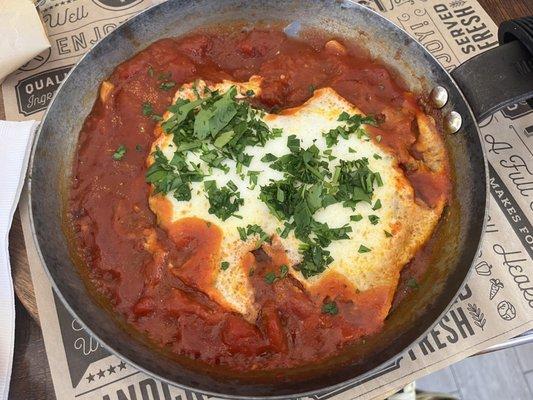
xmin=297 ymin=243 xmax=333 ymax=279
xmin=358 ymin=244 xmax=371 ymax=253
xmin=204 ymin=180 xmax=243 ymax=221
xmin=368 ymin=214 xmax=380 ymax=225
xmin=322 ymin=301 xmax=339 ymax=315
xmin=194 ymin=87 xmax=237 ymax=139
xmin=264 ymin=272 xmax=277 ymax=284
xmin=142 ymin=102 xmax=153 ymax=116
xmin=112 ymin=145 xmax=126 ymax=160
xmin=323 ymin=113 xmax=376 ymax=147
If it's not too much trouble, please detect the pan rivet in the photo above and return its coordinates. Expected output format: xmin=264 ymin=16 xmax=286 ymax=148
xmin=430 ymin=86 xmax=448 ymax=108
xmin=445 ymin=111 xmax=462 ymax=134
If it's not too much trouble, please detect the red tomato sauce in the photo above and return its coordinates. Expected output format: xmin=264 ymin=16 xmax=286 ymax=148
xmin=68 ymin=28 xmax=450 ymax=371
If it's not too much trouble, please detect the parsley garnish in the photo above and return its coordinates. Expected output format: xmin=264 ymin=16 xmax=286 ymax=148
xmin=148 ymin=85 xmax=281 ymax=216
xmin=221 ymin=261 xmax=230 ymax=270
xmin=204 ymin=180 xmax=243 ymax=221
xmin=237 ymin=224 xmax=270 ymax=245
xmin=145 ymin=148 xmax=203 ymax=200
xmin=112 ymin=145 xmax=126 ymax=160
xmin=322 ymin=301 xmax=339 ymax=315
xmin=334 ymin=158 xmax=383 ymax=208
xmin=146 ymin=85 xmax=386 ymax=282
xmin=384 ymin=230 xmax=393 ymax=237
xmin=257 ymin=135 xmax=383 ymax=279
xmin=161 ymin=86 xmax=280 ymax=173
xmin=264 ymin=272 xmax=277 ymax=284
xmin=142 ymin=102 xmax=153 ymax=116
xmin=358 ymin=244 xmax=371 ymax=253
xmin=297 ymin=243 xmax=333 ymax=279
xmin=323 ymin=112 xmax=376 ymax=147
xmin=264 ymin=265 xmax=290 ymax=284
xmin=247 ymin=171 xmax=260 ymax=189
xmin=368 ymin=214 xmax=380 ymax=225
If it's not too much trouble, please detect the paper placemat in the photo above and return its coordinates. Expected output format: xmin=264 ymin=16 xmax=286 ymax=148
xmin=3 ymin=0 xmax=533 ymax=399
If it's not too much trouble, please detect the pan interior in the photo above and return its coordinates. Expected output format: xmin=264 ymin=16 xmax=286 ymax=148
xmin=29 ymin=0 xmax=486 ymax=397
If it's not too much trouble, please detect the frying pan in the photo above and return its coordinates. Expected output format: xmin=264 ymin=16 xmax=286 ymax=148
xmin=28 ymin=0 xmax=533 ymax=398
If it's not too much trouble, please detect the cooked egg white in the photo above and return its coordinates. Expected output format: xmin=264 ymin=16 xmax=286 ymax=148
xmin=147 ymin=78 xmax=445 ymax=322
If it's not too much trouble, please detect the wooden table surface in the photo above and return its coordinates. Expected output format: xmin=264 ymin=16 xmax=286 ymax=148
xmin=5 ymin=1 xmax=533 ymax=398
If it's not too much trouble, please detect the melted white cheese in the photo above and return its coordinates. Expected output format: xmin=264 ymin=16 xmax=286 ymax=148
xmin=148 ymin=78 xmax=437 ymax=321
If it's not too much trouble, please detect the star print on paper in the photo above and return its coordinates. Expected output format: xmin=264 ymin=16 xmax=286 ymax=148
xmin=118 ymin=361 xmax=127 ymax=370
xmin=86 ymin=373 xmax=95 ymax=383
xmin=97 ymin=369 xmax=105 ymax=379
xmin=107 ymin=364 xmax=116 ymax=374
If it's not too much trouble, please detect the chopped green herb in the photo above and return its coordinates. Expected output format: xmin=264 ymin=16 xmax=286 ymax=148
xmin=264 ymin=265 xmax=290 ymax=284
xmin=322 ymin=301 xmax=339 ymax=315
xmin=376 ymin=135 xmax=382 ymax=143
xmin=221 ymin=261 xmax=230 ymax=270
xmin=323 ymin=113 xmax=377 ymax=147
xmin=146 ymin=85 xmax=383 ymax=283
xmin=297 ymin=243 xmax=333 ymax=279
xmin=194 ymin=87 xmax=238 ymax=139
xmin=237 ymin=226 xmax=247 ymax=241
xmin=237 ymin=224 xmax=270 ymax=245
xmin=358 ymin=244 xmax=371 ymax=253
xmin=373 ymin=199 xmax=382 ymax=210
xmin=145 ymin=148 xmax=203 ymax=201
xmin=384 ymin=230 xmax=393 ymax=237
xmin=246 ymin=89 xmax=255 ymax=97
xmin=261 ymin=153 xmax=278 ymax=162
xmin=204 ymin=180 xmax=243 ymax=221
xmin=264 ymin=272 xmax=277 ymax=284
xmin=112 ymin=145 xmax=126 ymax=160
xmin=142 ymin=102 xmax=154 ymax=116
xmin=213 ymin=130 xmax=235 ymax=148
xmin=334 ymin=158 xmax=382 ymax=208
xmin=247 ymin=171 xmax=260 ymax=189
xmin=350 ymin=214 xmax=363 ymax=222
xmin=368 ymin=214 xmax=380 ymax=225
xmin=373 ymin=153 xmax=382 ymax=160
xmin=135 ymin=144 xmax=143 ymax=152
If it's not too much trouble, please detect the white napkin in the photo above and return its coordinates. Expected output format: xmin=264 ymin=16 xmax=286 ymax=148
xmin=0 ymin=120 xmax=38 ymax=400
xmin=0 ymin=0 xmax=50 ymax=82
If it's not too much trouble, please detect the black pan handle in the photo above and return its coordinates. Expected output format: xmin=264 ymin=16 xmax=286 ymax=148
xmin=451 ymin=16 xmax=533 ymax=122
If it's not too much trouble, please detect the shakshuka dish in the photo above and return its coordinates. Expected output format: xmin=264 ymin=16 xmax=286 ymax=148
xmin=68 ymin=27 xmax=451 ymax=371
